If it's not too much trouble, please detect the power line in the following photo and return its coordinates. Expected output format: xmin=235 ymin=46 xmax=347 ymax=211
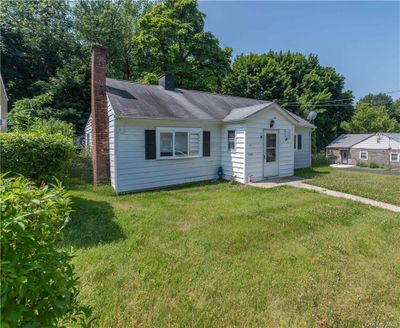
xmin=276 ymin=90 xmax=400 ymax=107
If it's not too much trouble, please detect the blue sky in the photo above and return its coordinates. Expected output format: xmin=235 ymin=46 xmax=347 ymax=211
xmin=198 ymin=1 xmax=400 ymax=100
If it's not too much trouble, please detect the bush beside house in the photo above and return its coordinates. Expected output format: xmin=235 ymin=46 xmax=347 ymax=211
xmin=0 ymin=132 xmax=75 ymax=183
xmin=0 ymin=175 xmax=89 ymax=327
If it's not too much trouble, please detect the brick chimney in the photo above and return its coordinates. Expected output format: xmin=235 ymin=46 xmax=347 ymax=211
xmin=91 ymin=44 xmax=110 ymax=185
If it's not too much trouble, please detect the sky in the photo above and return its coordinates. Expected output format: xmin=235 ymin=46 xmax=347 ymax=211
xmin=198 ymin=1 xmax=400 ymax=100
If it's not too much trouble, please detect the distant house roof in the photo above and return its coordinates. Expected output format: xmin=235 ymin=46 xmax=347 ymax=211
xmin=105 ymin=78 xmax=314 ymax=128
xmin=326 ymin=134 xmax=373 ymax=148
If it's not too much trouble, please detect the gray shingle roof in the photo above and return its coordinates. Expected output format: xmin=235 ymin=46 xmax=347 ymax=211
xmin=106 ymin=78 xmax=314 ymax=128
xmin=383 ymin=133 xmax=400 ymax=143
xmin=222 ymin=103 xmax=272 ymax=122
xmin=326 ymin=134 xmax=373 ymax=148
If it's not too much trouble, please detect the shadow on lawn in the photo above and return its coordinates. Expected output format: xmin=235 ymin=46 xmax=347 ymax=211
xmin=61 ymin=196 xmax=125 ymax=248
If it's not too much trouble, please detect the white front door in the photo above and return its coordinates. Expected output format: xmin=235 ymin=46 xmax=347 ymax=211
xmin=263 ymin=130 xmax=279 ymax=177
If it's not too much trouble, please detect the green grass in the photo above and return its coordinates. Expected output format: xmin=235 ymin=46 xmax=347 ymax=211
xmin=63 ymin=181 xmax=400 ymax=327
xmin=295 ymin=166 xmax=400 ymax=206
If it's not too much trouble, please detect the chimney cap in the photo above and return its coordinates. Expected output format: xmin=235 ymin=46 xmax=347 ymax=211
xmin=91 ymin=44 xmax=107 ymax=52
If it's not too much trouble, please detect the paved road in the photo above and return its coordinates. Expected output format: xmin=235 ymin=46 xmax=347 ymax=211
xmin=337 ymin=167 xmax=400 ymax=176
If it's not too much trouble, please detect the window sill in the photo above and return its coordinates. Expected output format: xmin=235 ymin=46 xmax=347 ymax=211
xmin=156 ymin=155 xmax=202 ymax=160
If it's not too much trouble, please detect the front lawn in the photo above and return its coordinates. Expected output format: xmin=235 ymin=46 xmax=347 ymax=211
xmin=63 ymin=182 xmax=400 ymax=327
xmin=295 ymin=166 xmax=400 ymax=206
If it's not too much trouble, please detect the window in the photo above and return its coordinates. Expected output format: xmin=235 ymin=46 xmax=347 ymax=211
xmin=160 ymin=132 xmax=173 ymax=157
xmin=175 ymin=132 xmax=188 ymax=157
xmin=228 ymin=130 xmax=236 ymax=151
xmin=156 ymin=128 xmax=202 ymax=159
xmin=359 ymin=151 xmax=368 ymax=160
xmin=294 ymin=134 xmax=302 ymax=150
xmin=266 ymin=133 xmax=277 ymax=162
xmin=297 ymin=134 xmax=302 ymax=150
xmin=390 ymin=152 xmax=399 ymax=162
xmin=85 ymin=133 xmax=91 ymax=148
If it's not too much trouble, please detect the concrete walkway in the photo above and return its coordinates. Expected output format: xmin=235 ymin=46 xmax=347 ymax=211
xmin=250 ymin=177 xmax=400 ymax=213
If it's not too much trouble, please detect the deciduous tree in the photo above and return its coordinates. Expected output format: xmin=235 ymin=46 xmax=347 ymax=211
xmin=222 ymin=52 xmax=354 ymax=148
xmin=358 ymin=93 xmax=400 ymax=122
xmin=131 ymin=0 xmax=232 ymax=91
xmin=73 ymin=0 xmax=151 ymax=80
xmin=0 ymin=0 xmax=77 ymax=103
xmin=341 ymin=102 xmax=399 ymax=133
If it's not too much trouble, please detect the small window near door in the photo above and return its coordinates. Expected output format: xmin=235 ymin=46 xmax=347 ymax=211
xmin=297 ymin=134 xmax=302 ymax=150
xmin=294 ymin=134 xmax=302 ymax=150
xmin=359 ymin=151 xmax=368 ymax=160
xmin=390 ymin=152 xmax=399 ymax=162
xmin=228 ymin=130 xmax=236 ymax=151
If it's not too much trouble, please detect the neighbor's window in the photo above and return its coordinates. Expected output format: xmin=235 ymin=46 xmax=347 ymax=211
xmin=359 ymin=151 xmax=368 ymax=160
xmin=228 ymin=130 xmax=236 ymax=151
xmin=390 ymin=152 xmax=399 ymax=162
xmin=157 ymin=128 xmax=202 ymax=159
xmin=294 ymin=134 xmax=302 ymax=150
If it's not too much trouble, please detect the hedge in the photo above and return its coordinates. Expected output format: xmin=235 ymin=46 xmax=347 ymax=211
xmin=0 ymin=132 xmax=75 ymax=183
xmin=0 ymin=175 xmax=89 ymax=327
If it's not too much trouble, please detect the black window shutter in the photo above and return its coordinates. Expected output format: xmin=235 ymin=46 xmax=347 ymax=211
xmin=203 ymin=131 xmax=210 ymax=157
xmin=145 ymin=130 xmax=156 ymax=159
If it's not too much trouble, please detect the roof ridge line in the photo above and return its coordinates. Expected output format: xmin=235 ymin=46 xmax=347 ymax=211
xmin=106 ymin=77 xmax=271 ymax=103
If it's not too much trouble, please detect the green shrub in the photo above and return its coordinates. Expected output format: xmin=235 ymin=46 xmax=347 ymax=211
xmin=28 ymin=118 xmax=75 ymax=140
xmin=0 ymin=175 xmax=89 ymax=327
xmin=0 ymin=132 xmax=75 ymax=183
xmin=369 ymin=162 xmax=380 ymax=169
xmin=357 ymin=161 xmax=368 ymax=168
xmin=312 ymin=152 xmax=328 ymax=167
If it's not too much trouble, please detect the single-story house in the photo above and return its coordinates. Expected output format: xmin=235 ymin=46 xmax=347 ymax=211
xmin=326 ymin=133 xmax=400 ymax=168
xmin=87 ymin=45 xmax=314 ymax=193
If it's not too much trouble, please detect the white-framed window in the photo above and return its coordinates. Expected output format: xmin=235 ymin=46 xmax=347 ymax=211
xmin=359 ymin=151 xmax=368 ymax=160
xmin=294 ymin=134 xmax=302 ymax=150
xmin=156 ymin=127 xmax=202 ymax=159
xmin=228 ymin=130 xmax=236 ymax=151
xmin=390 ymin=152 xmax=399 ymax=162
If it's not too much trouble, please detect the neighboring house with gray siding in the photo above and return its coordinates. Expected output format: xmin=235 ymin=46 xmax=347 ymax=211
xmin=327 ymin=133 xmax=400 ymax=168
xmin=87 ymin=45 xmax=314 ymax=194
